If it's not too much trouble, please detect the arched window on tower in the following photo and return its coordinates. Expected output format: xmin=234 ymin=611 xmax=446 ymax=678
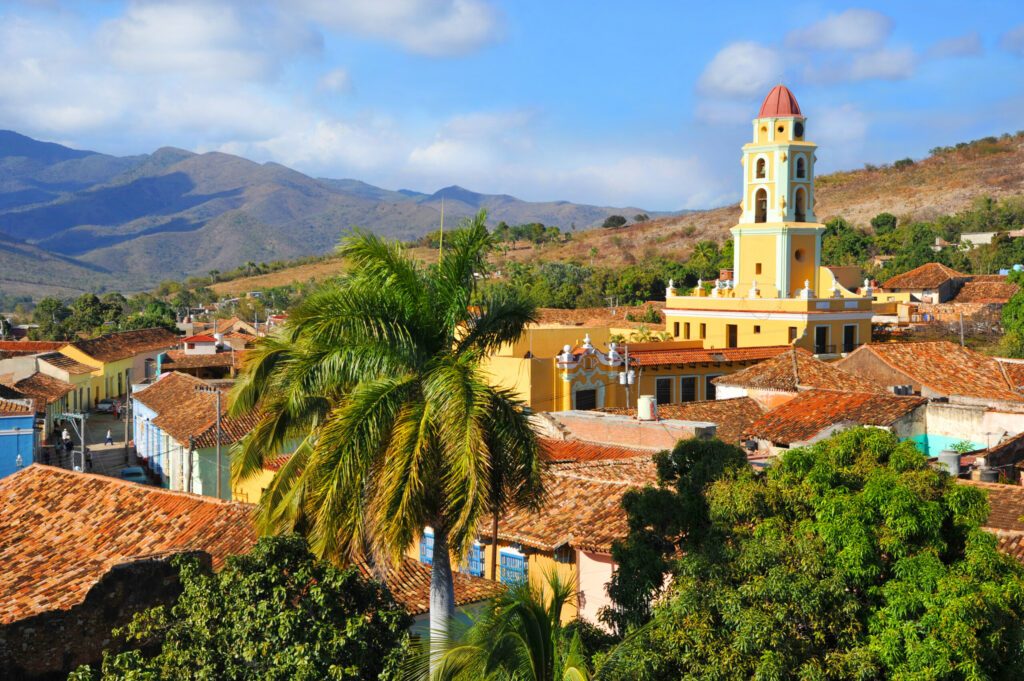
xmin=755 ymin=188 xmax=768 ymax=223
xmin=796 ymin=156 xmax=806 ymax=179
xmin=794 ymin=188 xmax=806 ymax=222
xmin=755 ymin=158 xmax=766 ymax=179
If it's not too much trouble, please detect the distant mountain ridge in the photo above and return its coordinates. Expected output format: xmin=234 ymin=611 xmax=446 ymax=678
xmin=0 ymin=130 xmax=661 ymax=297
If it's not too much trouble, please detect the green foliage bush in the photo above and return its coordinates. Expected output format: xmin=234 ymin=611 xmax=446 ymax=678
xmin=603 ymin=215 xmax=628 ymax=229
xmin=606 ymin=428 xmax=1024 ymax=680
xmin=70 ymin=535 xmax=411 ymax=681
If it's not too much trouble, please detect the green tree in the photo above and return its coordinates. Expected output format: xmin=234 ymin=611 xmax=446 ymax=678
xmin=1000 ymin=270 xmax=1024 ymax=357
xmin=602 ymin=215 xmax=627 ymax=229
xmin=870 ymin=212 xmax=898 ymax=235
xmin=606 ymin=428 xmax=1024 ymax=680
xmin=822 ymin=217 xmax=871 ymax=266
xmin=229 ymin=211 xmax=543 ymax=644
xmin=70 ymin=535 xmax=411 ymax=680
xmin=633 ymin=213 xmax=650 ymax=223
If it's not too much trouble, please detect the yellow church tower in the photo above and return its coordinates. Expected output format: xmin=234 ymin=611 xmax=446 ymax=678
xmin=663 ymin=85 xmax=873 ymax=356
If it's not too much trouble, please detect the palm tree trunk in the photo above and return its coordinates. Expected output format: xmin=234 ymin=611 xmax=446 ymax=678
xmin=429 ymin=526 xmax=456 ymax=665
xmin=489 ymin=512 xmax=499 ymax=581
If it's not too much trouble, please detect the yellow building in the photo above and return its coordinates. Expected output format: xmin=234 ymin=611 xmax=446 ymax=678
xmin=663 ymin=85 xmax=873 ymax=356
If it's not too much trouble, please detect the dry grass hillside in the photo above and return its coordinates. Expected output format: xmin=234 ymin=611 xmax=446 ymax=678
xmin=208 ymin=133 xmax=1024 ymax=291
xmin=499 ymin=134 xmax=1024 ymax=268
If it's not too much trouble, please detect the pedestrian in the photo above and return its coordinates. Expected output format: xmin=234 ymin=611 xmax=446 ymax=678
xmin=85 ymin=448 xmax=93 ymax=471
xmin=62 ymin=428 xmax=70 ymax=444
xmin=105 ymin=429 xmax=113 ymax=446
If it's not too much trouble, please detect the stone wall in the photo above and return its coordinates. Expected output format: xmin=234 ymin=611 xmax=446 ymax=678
xmin=915 ymin=302 xmax=1004 ymax=331
xmin=543 ymin=410 xmax=715 ymax=450
xmin=0 ymin=552 xmax=209 ymax=680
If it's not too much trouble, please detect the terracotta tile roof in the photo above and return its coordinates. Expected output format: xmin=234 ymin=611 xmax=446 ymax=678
xmin=996 ymin=533 xmax=1024 ymax=564
xmin=38 ymin=352 xmax=96 ymax=375
xmin=602 ymin=397 xmax=765 ymax=445
xmin=958 ymin=479 xmax=1024 ymax=534
xmin=264 ymin=454 xmax=292 ymax=471
xmin=0 ymin=465 xmax=256 ymax=625
xmin=998 ymin=360 xmax=1024 ymax=391
xmin=11 ymin=372 xmax=74 ymax=408
xmin=134 ymin=372 xmax=257 ymax=447
xmin=745 ymin=390 xmax=925 ymax=445
xmin=0 ymin=340 xmax=65 ymax=356
xmin=953 ymin=279 xmax=1019 ymax=304
xmin=534 ymin=302 xmax=664 ymax=328
xmin=360 ymin=558 xmax=504 ymax=616
xmin=485 ymin=458 xmax=657 ymax=553
xmin=69 ymin=327 xmax=179 ymax=363
xmin=714 ymin=346 xmax=882 ymax=393
xmin=183 ymin=334 xmax=218 ymax=343
xmin=161 ymin=349 xmax=243 ymax=370
xmin=539 ymin=437 xmax=657 ymax=462
xmin=846 ymin=341 xmax=1024 ymax=402
xmin=626 ymin=344 xmax=789 ymax=367
xmin=0 ymin=397 xmax=34 ymax=415
xmin=881 ymin=262 xmax=966 ymax=290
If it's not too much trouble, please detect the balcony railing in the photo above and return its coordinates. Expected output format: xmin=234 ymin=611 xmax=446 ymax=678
xmin=814 ymin=343 xmax=836 ymax=355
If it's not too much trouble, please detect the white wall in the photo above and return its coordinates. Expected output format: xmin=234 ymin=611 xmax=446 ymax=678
xmin=577 ymin=550 xmax=615 ymax=627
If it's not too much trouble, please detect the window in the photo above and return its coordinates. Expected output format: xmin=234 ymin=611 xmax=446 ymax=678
xmin=656 ymin=377 xmax=672 ymax=405
xmin=419 ymin=529 xmax=434 ymax=565
xmin=683 ymin=322 xmax=691 ymax=339
xmin=500 ymin=549 xmax=527 ymax=585
xmin=755 ymin=188 xmax=767 ymax=223
xmin=777 ymin=125 xmax=784 ymax=133
xmin=794 ymin=247 xmax=805 ymax=262
xmin=726 ymin=324 xmax=738 ymax=349
xmin=464 ymin=543 xmax=484 ymax=577
xmin=680 ymin=376 xmax=697 ymax=402
xmin=788 ymin=327 xmax=798 ymax=343
xmin=754 ymin=325 xmax=761 ymax=334
xmin=796 ymin=156 xmax=806 ymax=178
xmin=843 ymin=325 xmax=857 ymax=354
xmin=673 ymin=322 xmax=680 ymax=337
xmin=699 ymin=323 xmax=706 ymax=340
xmin=554 ymin=545 xmax=574 ymax=565
xmin=705 ymin=375 xmax=720 ymax=401
xmin=755 ymin=262 xmax=762 ymax=275
xmin=755 ymin=158 xmax=766 ymax=179
xmin=794 ymin=188 xmax=806 ymax=222
xmin=574 ymin=389 xmax=597 ymax=410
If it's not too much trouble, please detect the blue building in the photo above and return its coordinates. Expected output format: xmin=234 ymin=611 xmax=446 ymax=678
xmin=0 ymin=398 xmax=38 ymax=479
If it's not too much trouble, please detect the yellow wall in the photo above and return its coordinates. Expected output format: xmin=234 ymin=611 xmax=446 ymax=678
xmin=58 ymin=347 xmax=134 ymax=404
xmin=232 ymin=467 xmax=276 ymax=504
xmin=738 ymin=233 xmax=779 ymax=294
xmin=495 ymin=326 xmax=612 ymax=359
xmin=789 ymin=233 xmax=818 ymax=295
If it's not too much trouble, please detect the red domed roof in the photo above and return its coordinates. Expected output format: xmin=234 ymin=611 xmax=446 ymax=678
xmin=759 ymin=85 xmax=802 ymax=118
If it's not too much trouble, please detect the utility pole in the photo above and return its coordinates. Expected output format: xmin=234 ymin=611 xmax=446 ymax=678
xmin=959 ymin=311 xmax=965 ymax=347
xmin=619 ymin=345 xmax=635 ymax=410
xmin=187 ymin=435 xmax=195 ymax=493
xmin=195 ymin=385 xmax=223 ymax=499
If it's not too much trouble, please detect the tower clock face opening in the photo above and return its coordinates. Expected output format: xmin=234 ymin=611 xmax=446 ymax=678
xmin=794 ymin=121 xmax=805 ymax=137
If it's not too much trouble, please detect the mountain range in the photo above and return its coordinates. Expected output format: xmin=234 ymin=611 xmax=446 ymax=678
xmin=0 ymin=130 xmax=656 ymax=298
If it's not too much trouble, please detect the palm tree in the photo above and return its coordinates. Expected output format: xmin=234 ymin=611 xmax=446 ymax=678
xmin=229 ymin=210 xmax=544 ymax=643
xmin=415 ymin=572 xmax=612 ymax=680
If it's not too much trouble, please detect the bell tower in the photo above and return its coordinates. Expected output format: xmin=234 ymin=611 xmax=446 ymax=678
xmin=732 ymin=85 xmax=823 ymax=298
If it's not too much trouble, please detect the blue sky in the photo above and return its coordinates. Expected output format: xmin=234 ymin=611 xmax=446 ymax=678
xmin=2 ymin=1 xmax=1023 ymax=211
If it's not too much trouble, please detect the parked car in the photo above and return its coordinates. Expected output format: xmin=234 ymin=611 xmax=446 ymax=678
xmin=95 ymin=399 xmax=116 ymax=414
xmin=118 ymin=466 xmax=149 ymax=485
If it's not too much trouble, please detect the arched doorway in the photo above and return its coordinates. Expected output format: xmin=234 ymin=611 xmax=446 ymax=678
xmin=755 ymin=188 xmax=768 ymax=223
xmin=794 ymin=188 xmax=806 ymax=222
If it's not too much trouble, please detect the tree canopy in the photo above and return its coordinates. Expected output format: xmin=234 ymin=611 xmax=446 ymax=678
xmin=605 ymin=428 xmax=1024 ymax=680
xmin=71 ymin=535 xmax=411 ymax=680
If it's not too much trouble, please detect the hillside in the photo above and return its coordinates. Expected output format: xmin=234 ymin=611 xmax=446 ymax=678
xmin=499 ymin=134 xmax=1024 ymax=268
xmin=0 ymin=131 xmax=654 ymax=296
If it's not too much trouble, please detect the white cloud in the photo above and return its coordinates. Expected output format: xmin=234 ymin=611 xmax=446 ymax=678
xmin=786 ymin=9 xmax=892 ymax=51
xmin=290 ymin=0 xmax=501 ymax=56
xmin=848 ymin=47 xmax=916 ymax=81
xmin=1000 ymin=25 xmax=1024 ymax=57
xmin=929 ymin=32 xmax=983 ymax=58
xmin=697 ymin=42 xmax=783 ymax=98
xmin=318 ymin=68 xmax=351 ymax=93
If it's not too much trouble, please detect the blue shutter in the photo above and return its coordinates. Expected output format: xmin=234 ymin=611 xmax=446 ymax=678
xmin=467 ymin=543 xmax=484 ymax=577
xmin=499 ymin=550 xmax=527 ymax=585
xmin=419 ymin=530 xmax=434 ymax=565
